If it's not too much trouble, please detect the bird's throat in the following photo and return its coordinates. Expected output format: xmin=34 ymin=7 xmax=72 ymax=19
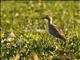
xmin=48 ymin=19 xmax=52 ymax=24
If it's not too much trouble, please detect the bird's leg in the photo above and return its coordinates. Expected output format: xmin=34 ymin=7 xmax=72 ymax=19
xmin=55 ymin=38 xmax=66 ymax=51
xmin=53 ymin=38 xmax=61 ymax=50
xmin=63 ymin=40 xmax=67 ymax=49
xmin=59 ymin=40 xmax=67 ymax=51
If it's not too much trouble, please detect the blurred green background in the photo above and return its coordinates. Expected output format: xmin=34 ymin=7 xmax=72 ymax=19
xmin=1 ymin=1 xmax=80 ymax=60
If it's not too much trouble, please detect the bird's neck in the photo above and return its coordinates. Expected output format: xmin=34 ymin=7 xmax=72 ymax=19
xmin=48 ymin=19 xmax=52 ymax=25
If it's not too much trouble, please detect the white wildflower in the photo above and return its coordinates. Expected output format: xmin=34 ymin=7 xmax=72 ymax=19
xmin=7 ymin=32 xmax=15 ymax=42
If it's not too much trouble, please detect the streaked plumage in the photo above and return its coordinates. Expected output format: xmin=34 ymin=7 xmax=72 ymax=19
xmin=42 ymin=15 xmax=66 ymax=41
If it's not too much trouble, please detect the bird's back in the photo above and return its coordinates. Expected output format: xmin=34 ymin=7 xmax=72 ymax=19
xmin=48 ymin=24 xmax=66 ymax=41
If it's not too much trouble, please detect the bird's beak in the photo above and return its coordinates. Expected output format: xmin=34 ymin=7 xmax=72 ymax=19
xmin=41 ymin=15 xmax=49 ymax=19
xmin=41 ymin=16 xmax=46 ymax=19
xmin=41 ymin=17 xmax=44 ymax=19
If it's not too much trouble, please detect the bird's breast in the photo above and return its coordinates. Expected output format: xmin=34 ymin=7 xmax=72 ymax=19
xmin=48 ymin=26 xmax=56 ymax=35
xmin=48 ymin=24 xmax=59 ymax=37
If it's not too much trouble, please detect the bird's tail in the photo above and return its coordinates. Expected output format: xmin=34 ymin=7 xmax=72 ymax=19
xmin=62 ymin=37 xmax=68 ymax=48
xmin=63 ymin=37 xmax=67 ymax=41
xmin=59 ymin=34 xmax=67 ymax=41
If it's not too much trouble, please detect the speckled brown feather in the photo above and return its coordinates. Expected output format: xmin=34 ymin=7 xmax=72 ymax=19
xmin=42 ymin=15 xmax=67 ymax=41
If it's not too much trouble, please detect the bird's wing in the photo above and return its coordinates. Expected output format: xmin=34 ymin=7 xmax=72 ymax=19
xmin=58 ymin=29 xmax=65 ymax=35
xmin=50 ymin=24 xmax=60 ymax=34
xmin=50 ymin=24 xmax=66 ymax=39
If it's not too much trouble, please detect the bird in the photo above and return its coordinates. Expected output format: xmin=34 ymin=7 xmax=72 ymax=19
xmin=42 ymin=15 xmax=67 ymax=41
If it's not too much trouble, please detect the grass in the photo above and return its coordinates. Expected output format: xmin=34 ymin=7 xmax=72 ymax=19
xmin=1 ymin=1 xmax=80 ymax=60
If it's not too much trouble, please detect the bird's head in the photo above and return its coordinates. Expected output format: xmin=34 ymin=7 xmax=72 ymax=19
xmin=42 ymin=15 xmax=53 ymax=24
